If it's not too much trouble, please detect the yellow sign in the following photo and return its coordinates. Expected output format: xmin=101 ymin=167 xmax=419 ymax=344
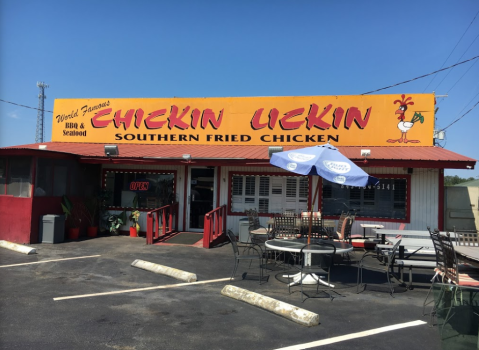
xmin=51 ymin=94 xmax=434 ymax=146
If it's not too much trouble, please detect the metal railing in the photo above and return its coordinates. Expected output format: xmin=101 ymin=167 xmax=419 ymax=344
xmin=203 ymin=205 xmax=227 ymax=248
xmin=146 ymin=203 xmax=179 ymax=245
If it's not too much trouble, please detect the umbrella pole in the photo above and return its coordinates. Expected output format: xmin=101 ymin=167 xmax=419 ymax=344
xmin=308 ymin=178 xmax=320 ymax=244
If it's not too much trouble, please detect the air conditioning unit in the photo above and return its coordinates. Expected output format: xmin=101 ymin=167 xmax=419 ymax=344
xmin=238 ymin=218 xmax=250 ymax=243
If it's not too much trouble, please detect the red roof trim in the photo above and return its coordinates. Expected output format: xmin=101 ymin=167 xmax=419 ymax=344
xmin=1 ymin=142 xmax=476 ymax=170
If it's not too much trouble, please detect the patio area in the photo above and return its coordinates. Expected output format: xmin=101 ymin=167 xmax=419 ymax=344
xmin=1 ymin=233 xmax=469 ymax=350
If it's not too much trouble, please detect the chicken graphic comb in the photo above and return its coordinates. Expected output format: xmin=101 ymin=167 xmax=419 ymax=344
xmin=394 ymin=94 xmax=414 ymax=106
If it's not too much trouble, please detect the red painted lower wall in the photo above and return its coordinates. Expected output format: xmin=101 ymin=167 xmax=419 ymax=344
xmin=0 ymin=196 xmax=33 ymax=244
xmin=0 ymin=196 xmax=85 ymax=244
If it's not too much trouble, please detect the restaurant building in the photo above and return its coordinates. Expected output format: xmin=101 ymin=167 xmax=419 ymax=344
xmin=0 ymin=93 xmax=476 ymax=245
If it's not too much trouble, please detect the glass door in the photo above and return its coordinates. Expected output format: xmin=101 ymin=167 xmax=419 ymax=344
xmin=187 ymin=167 xmax=216 ymax=232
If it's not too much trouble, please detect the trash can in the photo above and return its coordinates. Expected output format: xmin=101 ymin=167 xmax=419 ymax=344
xmin=40 ymin=215 xmax=65 ymax=243
xmin=238 ymin=218 xmax=250 ymax=243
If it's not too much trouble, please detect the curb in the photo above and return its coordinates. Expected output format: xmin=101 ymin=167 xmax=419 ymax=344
xmin=0 ymin=240 xmax=37 ymax=255
xmin=221 ymin=285 xmax=319 ymax=327
xmin=131 ymin=259 xmax=197 ymax=282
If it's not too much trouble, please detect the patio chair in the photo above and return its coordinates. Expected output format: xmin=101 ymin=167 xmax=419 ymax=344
xmin=300 ymin=212 xmax=326 ymax=239
xmin=357 ymin=239 xmax=402 ymax=297
xmin=288 ymin=242 xmax=336 ymax=302
xmin=343 ymin=215 xmax=364 ymax=242
xmin=270 ymin=215 xmax=302 ymax=266
xmin=335 ymin=216 xmax=354 ymax=262
xmin=282 ymin=209 xmax=297 ymax=217
xmin=423 ymin=227 xmax=447 ymax=323
xmin=454 ymin=227 xmax=479 ymax=247
xmin=244 ymin=209 xmax=277 ymax=264
xmin=441 ymin=232 xmax=479 ymax=287
xmin=322 ymin=219 xmax=336 ymax=240
xmin=336 ymin=216 xmax=353 ymax=243
xmin=246 ymin=209 xmax=272 ymax=240
xmin=335 ymin=211 xmax=348 ymax=239
xmin=273 ymin=215 xmax=299 ymax=239
xmin=436 ymin=232 xmax=479 ymax=334
xmin=226 ymin=230 xmax=267 ymax=284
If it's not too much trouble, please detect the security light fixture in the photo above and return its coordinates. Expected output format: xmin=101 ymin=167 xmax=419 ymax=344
xmin=180 ymin=154 xmax=195 ymax=164
xmin=360 ymin=149 xmax=371 ymax=157
xmin=104 ymin=145 xmax=119 ymax=157
xmin=268 ymin=146 xmax=283 ymax=158
xmin=361 ymin=149 xmax=370 ymax=164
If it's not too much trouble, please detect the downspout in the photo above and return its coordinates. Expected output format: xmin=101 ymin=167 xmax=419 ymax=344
xmin=438 ymin=169 xmax=445 ymax=231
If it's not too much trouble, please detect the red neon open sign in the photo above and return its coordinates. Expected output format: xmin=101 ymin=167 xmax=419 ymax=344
xmin=129 ymin=181 xmax=150 ymax=191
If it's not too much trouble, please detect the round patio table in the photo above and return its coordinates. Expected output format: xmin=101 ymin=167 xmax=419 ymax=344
xmin=265 ymin=238 xmax=353 ymax=286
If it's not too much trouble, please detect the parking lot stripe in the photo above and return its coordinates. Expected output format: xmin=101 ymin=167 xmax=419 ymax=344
xmin=273 ymin=320 xmax=427 ymax=349
xmin=53 ymin=277 xmax=231 ymax=301
xmin=0 ymin=255 xmax=101 ymax=268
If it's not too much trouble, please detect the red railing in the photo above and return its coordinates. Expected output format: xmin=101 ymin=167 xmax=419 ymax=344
xmin=146 ymin=203 xmax=179 ymax=245
xmin=203 ymin=205 xmax=227 ymax=248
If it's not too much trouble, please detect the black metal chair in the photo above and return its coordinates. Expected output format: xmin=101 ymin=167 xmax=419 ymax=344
xmin=288 ymin=242 xmax=336 ymax=302
xmin=357 ymin=239 xmax=402 ymax=297
xmin=244 ymin=209 xmax=275 ymax=263
xmin=423 ymin=227 xmax=447 ymax=323
xmin=226 ymin=230 xmax=267 ymax=284
xmin=454 ymin=227 xmax=479 ymax=247
xmin=273 ymin=215 xmax=299 ymax=239
xmin=271 ymin=215 xmax=301 ymax=266
xmin=245 ymin=208 xmax=273 ymax=243
xmin=437 ymin=232 xmax=479 ymax=335
xmin=300 ymin=212 xmax=326 ymax=239
xmin=282 ymin=209 xmax=297 ymax=217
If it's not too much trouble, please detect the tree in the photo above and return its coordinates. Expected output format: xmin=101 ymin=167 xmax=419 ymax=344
xmin=444 ymin=175 xmax=476 ymax=186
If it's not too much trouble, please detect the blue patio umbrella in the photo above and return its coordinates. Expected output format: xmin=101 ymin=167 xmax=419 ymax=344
xmin=270 ymin=143 xmax=379 ymax=242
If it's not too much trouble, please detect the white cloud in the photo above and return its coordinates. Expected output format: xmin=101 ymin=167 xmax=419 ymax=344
xmin=8 ymin=111 xmax=19 ymax=119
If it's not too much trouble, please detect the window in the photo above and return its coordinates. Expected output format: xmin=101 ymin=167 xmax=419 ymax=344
xmin=321 ymin=177 xmax=408 ymax=220
xmin=104 ymin=170 xmax=175 ymax=209
xmin=230 ymin=173 xmax=308 ymax=214
xmin=2 ymin=157 xmax=32 ymax=197
xmin=35 ymin=158 xmax=79 ymax=197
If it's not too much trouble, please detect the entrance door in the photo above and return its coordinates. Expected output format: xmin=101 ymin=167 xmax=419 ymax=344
xmin=187 ymin=167 xmax=216 ymax=232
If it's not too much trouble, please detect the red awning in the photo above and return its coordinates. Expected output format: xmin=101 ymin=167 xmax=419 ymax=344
xmin=1 ymin=142 xmax=476 ymax=169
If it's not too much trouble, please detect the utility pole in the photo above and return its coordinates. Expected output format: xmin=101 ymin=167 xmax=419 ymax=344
xmin=433 ymin=93 xmax=448 ymax=146
xmin=35 ymin=82 xmax=49 ymax=143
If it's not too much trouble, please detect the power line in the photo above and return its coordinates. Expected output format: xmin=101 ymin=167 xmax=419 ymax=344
xmin=444 ymin=60 xmax=479 ymax=95
xmin=443 ymin=99 xmax=479 ymax=131
xmin=361 ymin=55 xmax=479 ymax=95
xmin=455 ymin=89 xmax=479 ymax=115
xmin=432 ymin=32 xmax=479 ymax=92
xmin=0 ymin=98 xmax=53 ymax=113
xmin=422 ymin=9 xmax=479 ymax=92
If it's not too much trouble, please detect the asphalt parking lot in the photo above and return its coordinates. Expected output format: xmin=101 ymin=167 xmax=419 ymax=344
xmin=0 ymin=236 xmax=443 ymax=350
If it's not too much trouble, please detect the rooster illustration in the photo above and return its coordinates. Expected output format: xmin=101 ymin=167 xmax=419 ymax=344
xmin=387 ymin=94 xmax=424 ymax=143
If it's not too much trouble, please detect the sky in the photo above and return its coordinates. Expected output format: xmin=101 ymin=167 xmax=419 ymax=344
xmin=1 ymin=0 xmax=478 ymax=179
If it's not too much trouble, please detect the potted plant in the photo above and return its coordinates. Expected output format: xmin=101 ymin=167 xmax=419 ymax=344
xmin=61 ymin=195 xmax=82 ymax=240
xmin=84 ymin=195 xmax=100 ymax=238
xmin=129 ymin=210 xmax=140 ymax=237
xmin=128 ymin=194 xmax=140 ymax=237
xmin=108 ymin=211 xmax=126 ymax=235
